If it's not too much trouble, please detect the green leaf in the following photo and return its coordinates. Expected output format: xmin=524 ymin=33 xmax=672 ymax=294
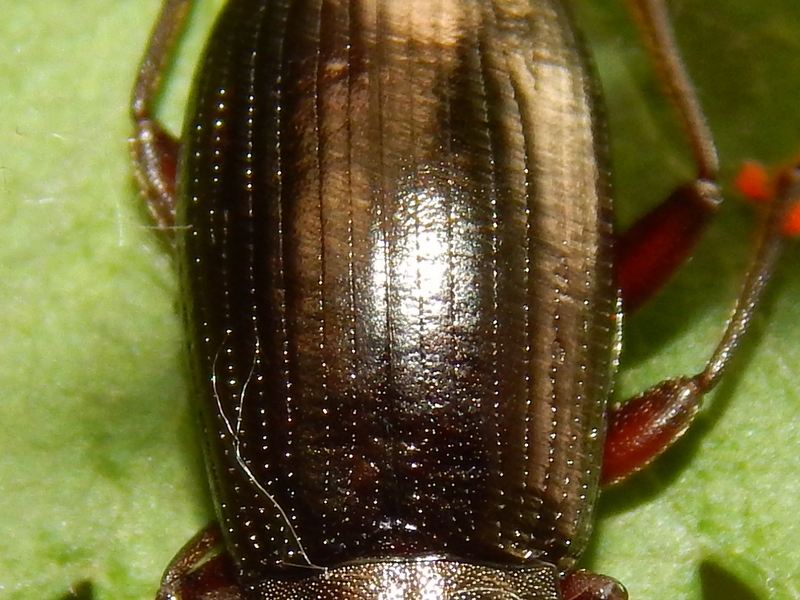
xmin=1 ymin=1 xmax=798 ymax=599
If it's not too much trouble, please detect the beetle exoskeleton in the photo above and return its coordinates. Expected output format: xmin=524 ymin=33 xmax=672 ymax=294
xmin=180 ymin=1 xmax=614 ymax=596
xmin=131 ymin=0 xmax=794 ymax=598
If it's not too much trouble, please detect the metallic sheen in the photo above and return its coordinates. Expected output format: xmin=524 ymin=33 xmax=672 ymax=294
xmin=179 ymin=0 xmax=616 ymax=595
xmin=257 ymin=559 xmax=560 ymax=599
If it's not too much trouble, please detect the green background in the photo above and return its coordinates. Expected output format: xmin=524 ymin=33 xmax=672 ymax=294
xmin=1 ymin=1 xmax=799 ymax=598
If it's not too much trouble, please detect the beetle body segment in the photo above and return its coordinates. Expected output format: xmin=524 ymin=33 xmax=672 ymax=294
xmin=179 ymin=0 xmax=616 ymax=594
xmin=256 ymin=560 xmax=561 ymax=599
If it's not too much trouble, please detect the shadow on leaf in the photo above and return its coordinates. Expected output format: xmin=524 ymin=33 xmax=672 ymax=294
xmin=700 ymin=560 xmax=762 ymax=600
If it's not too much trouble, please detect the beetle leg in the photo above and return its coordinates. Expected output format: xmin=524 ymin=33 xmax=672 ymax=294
xmin=156 ymin=522 xmax=244 ymax=600
xmin=616 ymin=180 xmax=719 ymax=313
xmin=603 ymin=162 xmax=800 ymax=485
xmin=131 ymin=0 xmax=193 ymax=236
xmin=561 ymin=569 xmax=628 ymax=600
xmin=560 ymin=569 xmax=628 ymax=600
xmin=616 ymin=0 xmax=724 ymax=312
xmin=626 ymin=0 xmax=718 ymax=182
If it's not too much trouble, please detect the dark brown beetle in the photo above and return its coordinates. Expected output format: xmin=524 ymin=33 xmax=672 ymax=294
xmin=131 ymin=0 xmax=796 ymax=598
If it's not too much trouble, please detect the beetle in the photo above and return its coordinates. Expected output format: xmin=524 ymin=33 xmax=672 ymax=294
xmin=130 ymin=0 xmax=796 ymax=598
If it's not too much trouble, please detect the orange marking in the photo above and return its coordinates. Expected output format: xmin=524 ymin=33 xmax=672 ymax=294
xmin=784 ymin=202 xmax=800 ymax=236
xmin=735 ymin=161 xmax=771 ymax=202
xmin=736 ymin=161 xmax=800 ymax=236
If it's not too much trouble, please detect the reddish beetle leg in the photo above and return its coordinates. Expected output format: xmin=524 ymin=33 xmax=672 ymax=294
xmin=588 ymin=0 xmax=792 ymax=488
xmin=602 ymin=160 xmax=797 ymax=485
xmin=155 ymin=525 xmax=243 ymax=600
xmin=131 ymin=0 xmax=188 ymax=237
